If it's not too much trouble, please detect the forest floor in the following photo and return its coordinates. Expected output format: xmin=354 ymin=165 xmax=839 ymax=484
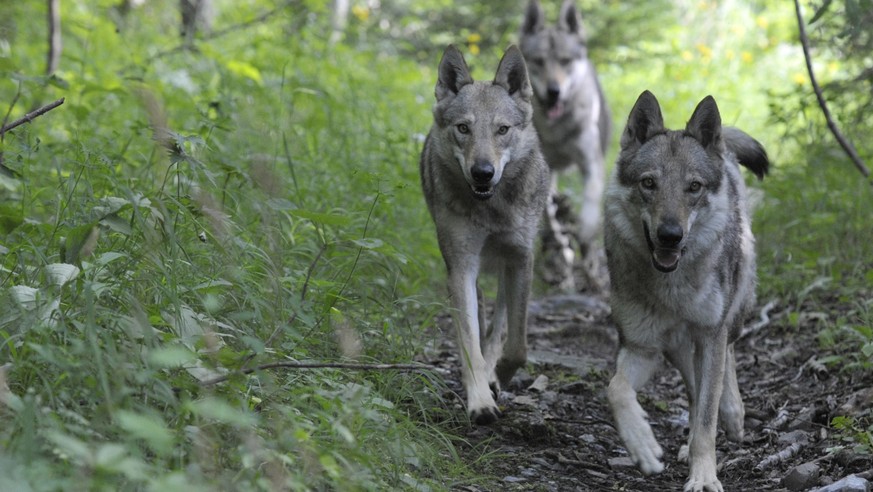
xmin=421 ymin=251 xmax=873 ymax=492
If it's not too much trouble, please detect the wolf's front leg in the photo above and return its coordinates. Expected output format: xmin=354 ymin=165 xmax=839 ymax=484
xmin=608 ymin=347 xmax=664 ymax=474
xmin=448 ymin=267 xmax=500 ymax=425
xmin=685 ymin=334 xmax=728 ymax=492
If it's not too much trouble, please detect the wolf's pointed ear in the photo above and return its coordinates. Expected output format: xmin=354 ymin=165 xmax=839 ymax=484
xmin=558 ymin=0 xmax=583 ymax=36
xmin=685 ymin=95 xmax=722 ymax=149
xmin=621 ymin=90 xmax=665 ymax=149
xmin=494 ymin=45 xmax=532 ymax=101
xmin=522 ymin=0 xmax=545 ymax=34
xmin=436 ymin=45 xmax=473 ymax=102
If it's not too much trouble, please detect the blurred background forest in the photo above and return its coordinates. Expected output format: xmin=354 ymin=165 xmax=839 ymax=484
xmin=0 ymin=0 xmax=871 ymax=490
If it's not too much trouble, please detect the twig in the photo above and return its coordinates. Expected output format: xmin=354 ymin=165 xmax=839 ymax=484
xmin=0 ymin=97 xmax=65 ymax=136
xmin=755 ymin=441 xmax=805 ymax=471
xmin=47 ymin=0 xmax=62 ymax=75
xmin=794 ymin=0 xmax=870 ymax=179
xmin=199 ymin=360 xmax=434 ymax=386
xmin=740 ymin=300 xmax=778 ymax=340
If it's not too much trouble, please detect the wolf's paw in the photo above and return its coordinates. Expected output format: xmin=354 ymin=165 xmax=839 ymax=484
xmin=720 ymin=409 xmax=745 ymax=443
xmin=685 ymin=460 xmax=723 ymax=492
xmin=678 ymin=444 xmax=689 ymax=463
xmin=620 ymin=424 xmax=664 ymax=474
xmin=683 ymin=475 xmax=723 ymax=492
xmin=469 ymin=405 xmax=502 ymax=425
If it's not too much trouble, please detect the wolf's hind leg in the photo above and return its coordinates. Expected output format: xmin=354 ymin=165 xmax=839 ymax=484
xmin=608 ymin=347 xmax=664 ymax=474
xmin=493 ymin=253 xmax=533 ymax=388
xmin=719 ymin=344 xmax=744 ymax=442
xmin=540 ymin=175 xmax=575 ymax=292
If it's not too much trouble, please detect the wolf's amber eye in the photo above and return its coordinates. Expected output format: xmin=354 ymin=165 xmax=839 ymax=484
xmin=689 ymin=181 xmax=702 ymax=193
xmin=497 ymin=126 xmax=510 ymax=135
xmin=457 ymin=124 xmax=470 ymax=134
xmin=641 ymin=177 xmax=655 ymax=190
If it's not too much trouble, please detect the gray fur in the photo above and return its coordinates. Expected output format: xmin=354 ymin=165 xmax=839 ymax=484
xmin=520 ymin=0 xmax=612 ymax=292
xmin=420 ymin=45 xmax=550 ymax=425
xmin=605 ymin=90 xmax=768 ymax=492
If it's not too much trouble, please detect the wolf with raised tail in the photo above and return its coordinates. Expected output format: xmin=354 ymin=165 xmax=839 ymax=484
xmin=420 ymin=45 xmax=550 ymax=424
xmin=519 ymin=0 xmax=612 ymax=292
xmin=605 ymin=91 xmax=768 ymax=492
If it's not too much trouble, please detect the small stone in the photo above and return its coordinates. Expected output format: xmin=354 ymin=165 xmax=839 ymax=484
xmin=778 ymin=429 xmax=810 ymax=446
xmin=528 ymin=374 xmax=549 ymax=392
xmin=512 ymin=395 xmax=537 ymax=407
xmin=608 ymin=456 xmax=635 ymax=469
xmin=783 ymin=462 xmax=821 ymax=491
xmin=810 ymin=474 xmax=869 ymax=492
xmin=503 ymin=475 xmax=525 ymax=483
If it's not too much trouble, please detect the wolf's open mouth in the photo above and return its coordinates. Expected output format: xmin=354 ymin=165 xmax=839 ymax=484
xmin=472 ymin=185 xmax=494 ymax=200
xmin=643 ymin=222 xmax=684 ymax=273
xmin=546 ymin=100 xmax=564 ymax=120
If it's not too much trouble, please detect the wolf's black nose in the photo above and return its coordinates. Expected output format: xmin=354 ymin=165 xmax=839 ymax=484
xmin=657 ymin=222 xmax=683 ymax=247
xmin=471 ymin=160 xmax=495 ymax=184
xmin=546 ymin=83 xmax=560 ymax=104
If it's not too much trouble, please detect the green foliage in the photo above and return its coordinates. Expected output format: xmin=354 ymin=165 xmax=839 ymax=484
xmin=1 ymin=1 xmax=457 ymax=490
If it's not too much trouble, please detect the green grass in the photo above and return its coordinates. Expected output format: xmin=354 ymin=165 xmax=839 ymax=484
xmin=0 ymin=2 xmax=462 ymax=490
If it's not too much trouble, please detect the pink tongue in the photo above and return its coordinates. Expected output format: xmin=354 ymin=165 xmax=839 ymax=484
xmin=547 ymin=101 xmax=563 ymax=120
xmin=653 ymin=249 xmax=681 ymax=269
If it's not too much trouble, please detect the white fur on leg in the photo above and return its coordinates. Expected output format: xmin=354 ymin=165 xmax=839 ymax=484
xmin=608 ymin=374 xmax=664 ymax=474
xmin=684 ymin=449 xmax=723 ymax=492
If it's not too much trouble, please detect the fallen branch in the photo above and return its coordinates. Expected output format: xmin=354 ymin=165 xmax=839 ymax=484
xmin=200 ymin=360 xmax=434 ymax=386
xmin=740 ymin=300 xmax=778 ymax=340
xmin=0 ymin=97 xmax=65 ymax=136
xmin=794 ymin=0 xmax=870 ymax=179
xmin=755 ymin=441 xmax=805 ymax=471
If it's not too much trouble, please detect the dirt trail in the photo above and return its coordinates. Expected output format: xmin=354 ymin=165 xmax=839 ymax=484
xmin=424 ymin=284 xmax=873 ymax=491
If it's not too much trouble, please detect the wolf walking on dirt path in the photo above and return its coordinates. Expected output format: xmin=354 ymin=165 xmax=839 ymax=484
xmin=520 ymin=0 xmax=612 ymax=293
xmin=604 ymin=90 xmax=768 ymax=491
xmin=420 ymin=45 xmax=550 ymax=424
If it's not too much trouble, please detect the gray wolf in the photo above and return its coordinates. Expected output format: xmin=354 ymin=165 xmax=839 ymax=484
xmin=420 ymin=45 xmax=549 ymax=424
xmin=519 ymin=0 xmax=612 ymax=292
xmin=604 ymin=91 xmax=768 ymax=491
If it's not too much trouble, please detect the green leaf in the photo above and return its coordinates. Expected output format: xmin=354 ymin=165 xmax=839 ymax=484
xmin=115 ymin=410 xmax=175 ymax=455
xmin=187 ymin=397 xmax=257 ymax=427
xmin=148 ymin=346 xmax=198 ymax=368
xmin=352 ymin=238 xmax=384 ymax=249
xmin=45 ymin=263 xmax=80 ymax=287
xmin=100 ymin=213 xmax=132 ymax=235
xmin=61 ymin=224 xmax=100 ymax=263
xmin=290 ymin=209 xmax=352 ymax=226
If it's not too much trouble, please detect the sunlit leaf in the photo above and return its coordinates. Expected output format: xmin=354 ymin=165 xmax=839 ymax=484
xmin=45 ymin=263 xmax=80 ymax=287
xmin=115 ymin=410 xmax=175 ymax=455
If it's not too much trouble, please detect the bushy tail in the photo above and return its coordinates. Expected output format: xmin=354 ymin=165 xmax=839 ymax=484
xmin=723 ymin=126 xmax=769 ymax=180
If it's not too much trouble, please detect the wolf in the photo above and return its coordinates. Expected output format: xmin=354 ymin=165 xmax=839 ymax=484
xmin=519 ymin=0 xmax=612 ymax=292
xmin=420 ymin=45 xmax=549 ymax=424
xmin=604 ymin=91 xmax=768 ymax=492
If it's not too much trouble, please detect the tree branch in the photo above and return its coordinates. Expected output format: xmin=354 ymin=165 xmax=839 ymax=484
xmin=0 ymin=97 xmax=65 ymax=136
xmin=199 ymin=360 xmax=434 ymax=386
xmin=794 ymin=0 xmax=870 ymax=179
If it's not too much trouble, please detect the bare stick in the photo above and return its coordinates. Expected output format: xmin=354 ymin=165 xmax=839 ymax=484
xmin=794 ymin=0 xmax=870 ymax=178
xmin=740 ymin=300 xmax=778 ymax=340
xmin=199 ymin=361 xmax=434 ymax=386
xmin=0 ymin=98 xmax=65 ymax=136
xmin=47 ymin=0 xmax=62 ymax=75
xmin=755 ymin=441 xmax=805 ymax=471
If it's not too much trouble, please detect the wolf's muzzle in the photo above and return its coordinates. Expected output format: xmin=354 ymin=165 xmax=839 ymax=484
xmin=470 ymin=160 xmax=496 ymax=199
xmin=643 ymin=221 xmax=685 ymax=273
